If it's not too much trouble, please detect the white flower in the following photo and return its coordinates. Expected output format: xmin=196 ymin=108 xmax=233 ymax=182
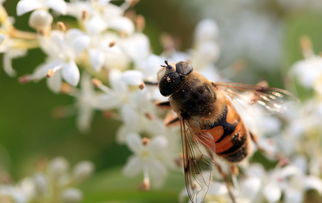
xmin=121 ymin=33 xmax=150 ymax=64
xmin=0 ymin=31 xmax=27 ymax=77
xmin=194 ymin=19 xmax=219 ymax=45
xmin=17 ymin=0 xmax=67 ymax=16
xmin=292 ymin=56 xmax=322 ymax=88
xmin=67 ymin=0 xmax=134 ymax=35
xmin=0 ymin=178 xmax=35 ymax=203
xmin=240 ymin=163 xmax=322 ymax=203
xmin=61 ymin=188 xmax=83 ymax=203
xmin=94 ymin=69 xmax=144 ymax=110
xmin=123 ymin=133 xmax=168 ymax=188
xmin=72 ymin=161 xmax=94 ymax=182
xmin=29 ymin=29 xmax=90 ymax=89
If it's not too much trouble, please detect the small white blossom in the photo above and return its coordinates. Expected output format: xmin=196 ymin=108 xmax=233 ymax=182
xmin=61 ymin=188 xmax=82 ymax=203
xmin=30 ymin=29 xmax=90 ymax=88
xmin=292 ymin=56 xmax=322 ymax=88
xmin=123 ymin=134 xmax=168 ymax=188
xmin=17 ymin=0 xmax=67 ymax=16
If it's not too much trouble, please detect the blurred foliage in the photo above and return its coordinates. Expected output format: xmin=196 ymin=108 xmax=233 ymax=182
xmin=1 ymin=0 xmax=322 ymax=202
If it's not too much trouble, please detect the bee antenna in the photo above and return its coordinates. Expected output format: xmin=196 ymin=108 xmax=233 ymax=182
xmin=162 ymin=60 xmax=173 ymax=70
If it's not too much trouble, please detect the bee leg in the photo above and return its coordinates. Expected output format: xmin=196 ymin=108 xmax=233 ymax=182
xmin=144 ymin=80 xmax=158 ymax=86
xmin=155 ymin=101 xmax=171 ymax=109
xmin=212 ymin=161 xmax=237 ymax=203
xmin=230 ymin=165 xmax=239 ymax=176
xmin=250 ymin=132 xmax=289 ymax=166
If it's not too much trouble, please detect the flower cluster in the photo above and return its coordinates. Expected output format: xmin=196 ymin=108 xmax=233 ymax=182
xmin=0 ymin=157 xmax=94 ymax=203
xmin=1 ymin=0 xmax=322 ymax=203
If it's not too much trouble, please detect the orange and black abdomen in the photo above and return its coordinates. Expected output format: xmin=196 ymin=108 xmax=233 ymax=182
xmin=200 ymin=103 xmax=249 ymax=163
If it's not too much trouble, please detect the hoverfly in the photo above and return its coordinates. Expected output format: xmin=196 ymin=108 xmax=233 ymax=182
xmin=156 ymin=61 xmax=293 ymax=203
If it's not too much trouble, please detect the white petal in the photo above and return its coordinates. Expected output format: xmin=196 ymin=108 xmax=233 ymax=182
xmin=32 ymin=60 xmax=62 ymax=80
xmin=122 ymin=33 xmax=150 ymax=62
xmin=116 ymin=124 xmax=130 ymax=144
xmin=194 ymin=19 xmax=219 ymax=43
xmin=94 ymin=94 xmax=120 ymax=110
xmin=120 ymin=105 xmax=140 ymax=126
xmin=304 ymin=176 xmax=322 ymax=194
xmin=109 ymin=69 xmax=128 ymax=92
xmin=80 ymin=73 xmax=93 ymax=96
xmin=3 ymin=49 xmax=26 ymax=77
xmin=47 ymin=0 xmax=67 ymax=14
xmin=108 ymin=17 xmax=135 ymax=34
xmin=121 ymin=70 xmax=143 ymax=86
xmin=123 ymin=156 xmax=142 ymax=177
xmin=208 ymin=182 xmax=228 ymax=195
xmin=85 ymin=16 xmax=108 ymax=35
xmin=17 ymin=0 xmax=43 ymax=16
xmin=126 ymin=133 xmax=142 ymax=154
xmin=62 ymin=61 xmax=80 ymax=86
xmin=263 ymin=181 xmax=282 ymax=203
xmin=89 ymin=49 xmax=105 ymax=71
xmin=240 ymin=176 xmax=261 ymax=201
xmin=47 ymin=70 xmax=62 ymax=93
xmin=104 ymin=46 xmax=130 ymax=70
xmin=147 ymin=159 xmax=167 ymax=187
xmin=280 ymin=165 xmax=301 ymax=178
xmin=135 ymin=54 xmax=164 ymax=80
xmin=61 ymin=188 xmax=82 ymax=203
xmin=284 ymin=188 xmax=304 ymax=203
xmin=77 ymin=106 xmax=93 ymax=133
xmin=148 ymin=136 xmax=167 ymax=152
xmin=68 ymin=31 xmax=90 ymax=55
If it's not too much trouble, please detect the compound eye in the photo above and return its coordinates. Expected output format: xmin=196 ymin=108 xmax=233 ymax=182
xmin=176 ymin=61 xmax=193 ymax=75
xmin=159 ymin=72 xmax=183 ymax=96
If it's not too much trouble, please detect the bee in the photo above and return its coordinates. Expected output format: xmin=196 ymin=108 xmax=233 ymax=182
xmin=156 ymin=61 xmax=292 ymax=203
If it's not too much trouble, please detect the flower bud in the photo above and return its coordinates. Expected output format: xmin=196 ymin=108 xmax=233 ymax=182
xmin=72 ymin=161 xmax=94 ymax=182
xmin=48 ymin=157 xmax=69 ymax=178
xmin=29 ymin=10 xmax=53 ymax=31
xmin=61 ymin=188 xmax=82 ymax=203
xmin=33 ymin=173 xmax=48 ymax=195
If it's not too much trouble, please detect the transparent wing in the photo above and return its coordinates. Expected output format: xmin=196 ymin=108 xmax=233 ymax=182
xmin=212 ymin=81 xmax=296 ymax=113
xmin=180 ymin=118 xmax=216 ymax=203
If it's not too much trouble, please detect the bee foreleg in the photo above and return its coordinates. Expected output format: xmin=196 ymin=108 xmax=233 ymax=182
xmin=144 ymin=80 xmax=158 ymax=86
xmin=155 ymin=101 xmax=171 ymax=109
xmin=250 ymin=132 xmax=289 ymax=166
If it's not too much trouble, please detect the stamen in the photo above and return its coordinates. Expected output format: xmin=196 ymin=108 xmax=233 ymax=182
xmin=92 ymin=78 xmax=111 ymax=93
xmin=141 ymin=137 xmax=150 ymax=145
xmin=46 ymin=69 xmax=55 ymax=78
xmin=138 ymin=82 xmax=145 ymax=89
xmin=57 ymin=21 xmax=67 ymax=32
xmin=18 ymin=75 xmax=31 ymax=83
xmin=81 ymin=10 xmax=88 ymax=21
xmin=139 ymin=177 xmax=150 ymax=191
xmin=144 ymin=112 xmax=153 ymax=120
xmin=300 ymin=36 xmax=314 ymax=58
xmin=60 ymin=83 xmax=73 ymax=94
xmin=108 ymin=41 xmax=116 ymax=47
xmin=135 ymin=15 xmax=145 ymax=32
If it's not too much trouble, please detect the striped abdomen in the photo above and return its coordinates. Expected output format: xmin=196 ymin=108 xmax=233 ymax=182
xmin=200 ymin=103 xmax=249 ymax=163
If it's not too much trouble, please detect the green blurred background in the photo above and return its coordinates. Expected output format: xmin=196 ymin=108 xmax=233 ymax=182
xmin=1 ymin=0 xmax=322 ymax=202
